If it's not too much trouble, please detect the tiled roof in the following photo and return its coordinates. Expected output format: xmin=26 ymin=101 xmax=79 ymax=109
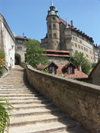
xmin=15 ymin=35 xmax=28 ymax=40
xmin=45 ymin=49 xmax=70 ymax=54
xmin=59 ymin=18 xmax=94 ymax=42
xmin=43 ymin=54 xmax=70 ymax=57
xmin=15 ymin=35 xmax=23 ymax=39
xmin=37 ymin=63 xmax=88 ymax=79
xmin=57 ymin=66 xmax=88 ymax=79
xmin=37 ymin=65 xmax=47 ymax=70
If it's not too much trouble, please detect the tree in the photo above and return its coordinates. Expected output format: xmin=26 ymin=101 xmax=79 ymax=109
xmin=69 ymin=51 xmax=91 ymax=75
xmin=24 ymin=39 xmax=48 ymax=68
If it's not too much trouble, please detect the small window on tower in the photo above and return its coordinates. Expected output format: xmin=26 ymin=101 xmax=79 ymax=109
xmin=53 ymin=24 xmax=56 ymax=29
xmin=53 ymin=17 xmax=55 ymax=20
xmin=49 ymin=34 xmax=52 ymax=38
xmin=49 ymin=25 xmax=51 ymax=30
xmin=53 ymin=33 xmax=56 ymax=38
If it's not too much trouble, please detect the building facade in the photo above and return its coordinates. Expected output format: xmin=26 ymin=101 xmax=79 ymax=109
xmin=40 ymin=1 xmax=95 ymax=63
xmin=15 ymin=34 xmax=28 ymax=64
xmin=0 ymin=13 xmax=15 ymax=69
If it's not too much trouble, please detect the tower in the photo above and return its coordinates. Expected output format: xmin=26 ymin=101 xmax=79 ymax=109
xmin=46 ymin=0 xmax=60 ymax=50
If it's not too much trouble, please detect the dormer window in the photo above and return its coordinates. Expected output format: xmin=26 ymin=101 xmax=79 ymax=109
xmin=62 ymin=62 xmax=76 ymax=75
xmin=68 ymin=67 xmax=73 ymax=74
xmin=50 ymin=67 xmax=55 ymax=73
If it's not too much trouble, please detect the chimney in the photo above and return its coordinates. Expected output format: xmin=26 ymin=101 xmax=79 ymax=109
xmin=78 ymin=65 xmax=82 ymax=72
xmin=71 ymin=20 xmax=73 ymax=27
xmin=23 ymin=33 xmax=24 ymax=38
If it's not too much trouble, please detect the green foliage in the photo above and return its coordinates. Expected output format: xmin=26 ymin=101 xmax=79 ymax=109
xmin=41 ymin=68 xmax=49 ymax=73
xmin=91 ymin=62 xmax=97 ymax=68
xmin=0 ymin=49 xmax=5 ymax=59
xmin=0 ymin=49 xmax=5 ymax=77
xmin=24 ymin=39 xmax=48 ymax=68
xmin=52 ymin=72 xmax=55 ymax=75
xmin=0 ymin=98 xmax=14 ymax=133
xmin=62 ymin=74 xmax=65 ymax=77
xmin=69 ymin=51 xmax=91 ymax=75
xmin=0 ymin=67 xmax=3 ymax=77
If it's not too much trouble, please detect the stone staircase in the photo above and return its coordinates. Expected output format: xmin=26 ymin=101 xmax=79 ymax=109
xmin=0 ymin=65 xmax=89 ymax=133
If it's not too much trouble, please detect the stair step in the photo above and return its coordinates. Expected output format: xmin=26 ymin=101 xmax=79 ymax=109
xmin=9 ymin=99 xmax=50 ymax=104
xmin=11 ymin=106 xmax=58 ymax=114
xmin=10 ymin=114 xmax=68 ymax=126
xmin=9 ymin=120 xmax=77 ymax=133
xmin=4 ymin=96 xmax=46 ymax=100
xmin=12 ymin=103 xmax=54 ymax=109
xmin=0 ymin=94 xmax=42 ymax=97
xmin=9 ymin=108 xmax=61 ymax=117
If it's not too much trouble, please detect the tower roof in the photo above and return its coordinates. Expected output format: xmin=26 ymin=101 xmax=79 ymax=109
xmin=47 ymin=0 xmax=58 ymax=17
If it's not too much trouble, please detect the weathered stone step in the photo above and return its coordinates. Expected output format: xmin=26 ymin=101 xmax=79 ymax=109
xmin=0 ymin=90 xmax=38 ymax=94
xmin=11 ymin=105 xmax=59 ymax=114
xmin=12 ymin=103 xmax=54 ymax=110
xmin=9 ymin=99 xmax=50 ymax=104
xmin=9 ymin=120 xmax=78 ymax=133
xmin=0 ymin=93 xmax=42 ymax=97
xmin=7 ymin=96 xmax=46 ymax=100
xmin=10 ymin=114 xmax=68 ymax=126
xmin=9 ymin=108 xmax=60 ymax=117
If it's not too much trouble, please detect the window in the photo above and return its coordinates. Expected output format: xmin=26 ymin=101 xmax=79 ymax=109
xmin=17 ymin=47 xmax=22 ymax=50
xmin=86 ymin=54 xmax=88 ymax=58
xmin=53 ymin=24 xmax=56 ymax=29
xmin=49 ymin=34 xmax=52 ymax=38
xmin=78 ymin=45 xmax=80 ymax=49
xmin=75 ymin=43 xmax=77 ymax=47
xmin=81 ymin=46 xmax=83 ymax=50
xmin=53 ymin=17 xmax=55 ymax=20
xmin=53 ymin=33 xmax=56 ymax=38
xmin=17 ymin=40 xmax=22 ymax=43
xmin=68 ymin=67 xmax=73 ymax=74
xmin=66 ymin=31 xmax=70 ymax=35
xmin=50 ymin=67 xmax=55 ymax=73
xmin=49 ymin=25 xmax=51 ymax=30
xmin=80 ymin=40 xmax=82 ymax=44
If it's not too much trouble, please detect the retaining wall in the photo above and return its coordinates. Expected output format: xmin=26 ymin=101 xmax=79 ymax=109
xmin=25 ymin=64 xmax=100 ymax=133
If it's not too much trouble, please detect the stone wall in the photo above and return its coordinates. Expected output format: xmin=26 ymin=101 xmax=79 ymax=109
xmin=26 ymin=65 xmax=100 ymax=133
xmin=88 ymin=60 xmax=100 ymax=86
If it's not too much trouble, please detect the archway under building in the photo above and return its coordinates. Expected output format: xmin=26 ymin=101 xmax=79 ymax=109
xmin=15 ymin=54 xmax=21 ymax=65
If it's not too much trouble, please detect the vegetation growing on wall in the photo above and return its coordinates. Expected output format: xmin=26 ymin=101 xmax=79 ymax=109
xmin=24 ymin=39 xmax=48 ymax=68
xmin=0 ymin=49 xmax=5 ymax=77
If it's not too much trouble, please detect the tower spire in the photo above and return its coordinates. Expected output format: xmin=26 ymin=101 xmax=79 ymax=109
xmin=51 ymin=0 xmax=53 ymax=6
xmin=66 ymin=21 xmax=69 ymax=28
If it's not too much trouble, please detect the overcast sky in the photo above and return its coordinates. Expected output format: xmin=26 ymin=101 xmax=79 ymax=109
xmin=0 ymin=0 xmax=100 ymax=45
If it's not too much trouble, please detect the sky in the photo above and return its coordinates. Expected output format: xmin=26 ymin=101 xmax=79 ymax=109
xmin=0 ymin=0 xmax=100 ymax=45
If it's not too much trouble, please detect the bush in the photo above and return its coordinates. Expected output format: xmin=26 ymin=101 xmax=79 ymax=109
xmin=0 ymin=98 xmax=14 ymax=132
xmin=0 ymin=50 xmax=5 ymax=77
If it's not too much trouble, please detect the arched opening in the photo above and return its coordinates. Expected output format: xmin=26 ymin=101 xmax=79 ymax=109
xmin=53 ymin=24 xmax=56 ymax=29
xmin=15 ymin=54 xmax=21 ymax=65
xmin=53 ymin=33 xmax=56 ymax=38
